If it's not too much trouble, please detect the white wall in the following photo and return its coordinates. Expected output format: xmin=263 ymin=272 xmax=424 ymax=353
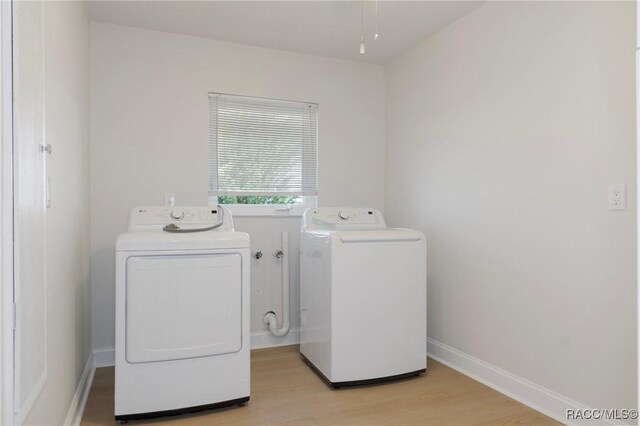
xmin=386 ymin=1 xmax=636 ymax=412
xmin=23 ymin=2 xmax=91 ymax=424
xmin=90 ymin=22 xmax=386 ymax=350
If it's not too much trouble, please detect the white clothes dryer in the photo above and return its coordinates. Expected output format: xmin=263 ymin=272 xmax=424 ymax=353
xmin=115 ymin=206 xmax=250 ymax=421
xmin=300 ymin=208 xmax=426 ymax=387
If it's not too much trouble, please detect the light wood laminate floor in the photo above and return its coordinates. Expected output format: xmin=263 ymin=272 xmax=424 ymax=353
xmin=81 ymin=345 xmax=557 ymax=425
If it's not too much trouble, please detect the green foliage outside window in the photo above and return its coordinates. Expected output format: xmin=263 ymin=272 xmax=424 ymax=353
xmin=217 ymin=195 xmax=300 ymax=205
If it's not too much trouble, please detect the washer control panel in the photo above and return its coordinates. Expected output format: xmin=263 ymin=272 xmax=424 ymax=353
xmin=128 ymin=206 xmax=229 ymax=231
xmin=305 ymin=208 xmax=385 ymax=228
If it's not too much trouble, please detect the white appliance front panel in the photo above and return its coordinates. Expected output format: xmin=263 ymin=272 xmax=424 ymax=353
xmin=126 ymin=254 xmax=242 ymax=363
xmin=115 ymin=247 xmax=251 ymax=417
xmin=301 ymin=224 xmax=427 ymax=384
xmin=330 ymin=240 xmax=426 ymax=382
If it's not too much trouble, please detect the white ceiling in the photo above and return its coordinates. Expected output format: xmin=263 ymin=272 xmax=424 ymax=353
xmin=88 ymin=1 xmax=483 ymax=64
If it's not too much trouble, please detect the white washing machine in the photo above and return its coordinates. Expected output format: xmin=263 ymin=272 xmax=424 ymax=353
xmin=115 ymin=206 xmax=250 ymax=421
xmin=300 ymin=207 xmax=426 ymax=387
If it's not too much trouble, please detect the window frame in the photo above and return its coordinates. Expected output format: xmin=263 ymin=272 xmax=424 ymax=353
xmin=207 ymin=92 xmax=319 ymax=217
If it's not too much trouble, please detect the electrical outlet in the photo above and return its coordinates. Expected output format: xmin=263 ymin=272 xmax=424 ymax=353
xmin=164 ymin=193 xmax=175 ymax=207
xmin=608 ymin=184 xmax=626 ymax=211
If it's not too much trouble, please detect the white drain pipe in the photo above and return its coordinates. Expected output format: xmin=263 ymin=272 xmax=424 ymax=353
xmin=264 ymin=231 xmax=291 ymax=337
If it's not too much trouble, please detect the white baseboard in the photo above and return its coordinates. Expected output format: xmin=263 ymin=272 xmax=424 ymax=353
xmin=251 ymin=327 xmax=300 ymax=350
xmin=427 ymin=338 xmax=629 ymax=426
xmin=64 ymin=353 xmax=95 ymax=426
xmin=93 ymin=346 xmax=115 ymax=368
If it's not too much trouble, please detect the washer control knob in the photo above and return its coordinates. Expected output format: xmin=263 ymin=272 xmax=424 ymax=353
xmin=170 ymin=210 xmax=184 ymax=220
xmin=338 ymin=211 xmax=350 ymax=220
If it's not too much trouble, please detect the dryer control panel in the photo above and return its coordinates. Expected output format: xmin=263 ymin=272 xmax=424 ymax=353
xmin=303 ymin=208 xmax=386 ymax=229
xmin=127 ymin=206 xmax=233 ymax=231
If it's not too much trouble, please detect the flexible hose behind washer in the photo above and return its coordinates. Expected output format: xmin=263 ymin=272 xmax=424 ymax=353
xmin=162 ymin=205 xmax=225 ymax=233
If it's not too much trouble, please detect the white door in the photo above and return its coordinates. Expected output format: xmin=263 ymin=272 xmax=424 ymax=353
xmin=12 ymin=0 xmax=47 ymax=420
xmin=125 ymin=253 xmax=242 ymax=363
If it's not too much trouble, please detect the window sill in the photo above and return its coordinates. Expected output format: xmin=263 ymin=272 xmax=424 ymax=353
xmin=209 ymin=196 xmax=317 ymax=218
xmin=221 ymin=204 xmax=308 ymax=217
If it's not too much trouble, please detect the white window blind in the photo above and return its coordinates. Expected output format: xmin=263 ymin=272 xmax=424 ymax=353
xmin=209 ymin=93 xmax=318 ymax=197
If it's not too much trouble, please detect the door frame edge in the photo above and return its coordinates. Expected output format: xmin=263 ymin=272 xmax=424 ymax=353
xmin=1 ymin=0 xmax=15 ymax=423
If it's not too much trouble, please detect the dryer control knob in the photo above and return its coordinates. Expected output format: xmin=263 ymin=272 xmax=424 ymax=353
xmin=338 ymin=211 xmax=350 ymax=220
xmin=170 ymin=210 xmax=184 ymax=220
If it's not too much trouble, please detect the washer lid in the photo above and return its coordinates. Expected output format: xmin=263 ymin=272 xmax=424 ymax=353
xmin=116 ymin=231 xmax=250 ymax=251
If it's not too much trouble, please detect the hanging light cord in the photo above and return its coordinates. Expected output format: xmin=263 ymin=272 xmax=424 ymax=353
xmin=360 ymin=0 xmax=380 ymax=54
xmin=374 ymin=0 xmax=379 ymax=41
xmin=360 ymin=0 xmax=365 ymax=54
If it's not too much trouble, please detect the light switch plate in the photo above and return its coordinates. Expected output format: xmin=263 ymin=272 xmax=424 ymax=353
xmin=608 ymin=184 xmax=626 ymax=211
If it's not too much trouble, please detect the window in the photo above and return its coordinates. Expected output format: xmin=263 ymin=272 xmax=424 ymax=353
xmin=208 ymin=93 xmax=318 ymax=215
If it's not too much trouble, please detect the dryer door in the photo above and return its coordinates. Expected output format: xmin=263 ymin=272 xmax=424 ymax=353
xmin=125 ymin=253 xmax=242 ymax=363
